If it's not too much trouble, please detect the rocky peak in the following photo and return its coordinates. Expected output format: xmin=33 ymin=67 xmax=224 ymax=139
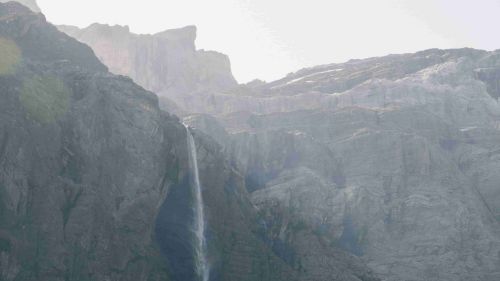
xmin=0 ymin=1 xmax=106 ymax=72
xmin=57 ymin=23 xmax=237 ymax=115
xmin=154 ymin=25 xmax=197 ymax=49
xmin=0 ymin=0 xmax=40 ymax=13
xmin=84 ymin=23 xmax=131 ymax=36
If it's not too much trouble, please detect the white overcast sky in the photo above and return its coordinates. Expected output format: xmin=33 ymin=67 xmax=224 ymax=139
xmin=37 ymin=0 xmax=500 ymax=83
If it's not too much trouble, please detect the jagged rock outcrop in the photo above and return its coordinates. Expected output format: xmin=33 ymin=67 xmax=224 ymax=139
xmin=0 ymin=3 xmax=305 ymax=281
xmin=57 ymin=23 xmax=238 ymax=115
xmin=186 ymin=48 xmax=500 ymax=281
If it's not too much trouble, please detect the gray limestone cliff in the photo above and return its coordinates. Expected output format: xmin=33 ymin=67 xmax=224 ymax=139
xmin=57 ymin=23 xmax=238 ymax=115
xmin=185 ymin=48 xmax=500 ymax=281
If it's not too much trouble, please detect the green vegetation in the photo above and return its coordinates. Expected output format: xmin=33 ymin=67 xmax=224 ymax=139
xmin=20 ymin=75 xmax=72 ymax=124
xmin=0 ymin=37 xmax=21 ymax=75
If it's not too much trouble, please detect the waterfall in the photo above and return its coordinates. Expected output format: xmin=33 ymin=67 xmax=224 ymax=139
xmin=185 ymin=126 xmax=210 ymax=281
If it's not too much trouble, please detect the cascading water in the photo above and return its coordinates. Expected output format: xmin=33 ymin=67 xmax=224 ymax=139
xmin=185 ymin=126 xmax=210 ymax=281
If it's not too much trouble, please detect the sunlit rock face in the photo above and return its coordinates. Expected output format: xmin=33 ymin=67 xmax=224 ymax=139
xmin=57 ymin=24 xmax=238 ymax=115
xmin=186 ymin=49 xmax=500 ymax=281
xmin=0 ymin=0 xmax=40 ymax=13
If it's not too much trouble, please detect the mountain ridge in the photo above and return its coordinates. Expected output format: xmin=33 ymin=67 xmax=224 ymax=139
xmin=186 ymin=44 xmax=500 ymax=281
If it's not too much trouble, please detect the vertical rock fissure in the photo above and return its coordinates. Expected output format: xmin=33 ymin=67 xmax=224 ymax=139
xmin=186 ymin=126 xmax=210 ymax=281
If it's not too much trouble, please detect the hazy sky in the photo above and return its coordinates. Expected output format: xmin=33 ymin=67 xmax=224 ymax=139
xmin=37 ymin=0 xmax=500 ymax=83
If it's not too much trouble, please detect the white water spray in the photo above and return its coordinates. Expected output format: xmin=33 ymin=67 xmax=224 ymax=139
xmin=185 ymin=126 xmax=210 ymax=281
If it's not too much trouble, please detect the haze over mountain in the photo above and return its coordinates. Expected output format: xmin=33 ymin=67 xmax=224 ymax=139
xmin=36 ymin=0 xmax=500 ymax=82
xmin=1 ymin=1 xmax=500 ymax=281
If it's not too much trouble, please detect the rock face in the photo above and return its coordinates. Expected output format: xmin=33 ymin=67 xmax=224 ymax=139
xmin=0 ymin=3 xmax=180 ymax=280
xmin=8 ymin=0 xmax=500 ymax=280
xmin=57 ymin=23 xmax=238 ymax=115
xmin=158 ymin=130 xmax=300 ymax=281
xmin=0 ymin=3 xmax=304 ymax=281
xmin=0 ymin=0 xmax=40 ymax=13
xmin=186 ymin=48 xmax=500 ymax=281
xmin=129 ymin=48 xmax=500 ymax=117
xmin=475 ymin=67 xmax=500 ymax=99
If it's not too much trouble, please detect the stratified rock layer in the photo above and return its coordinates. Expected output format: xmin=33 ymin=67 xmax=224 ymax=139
xmin=186 ymin=48 xmax=500 ymax=281
xmin=57 ymin=23 xmax=238 ymax=115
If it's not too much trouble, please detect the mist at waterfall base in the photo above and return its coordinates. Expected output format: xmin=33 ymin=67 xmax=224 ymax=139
xmin=155 ymin=127 xmax=210 ymax=281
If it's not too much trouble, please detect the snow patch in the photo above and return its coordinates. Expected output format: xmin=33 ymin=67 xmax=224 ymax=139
xmin=270 ymin=68 xmax=345 ymax=89
xmin=286 ymin=68 xmax=344 ymax=85
xmin=460 ymin=126 xmax=478 ymax=132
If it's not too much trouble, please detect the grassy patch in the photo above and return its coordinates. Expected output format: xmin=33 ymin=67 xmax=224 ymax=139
xmin=0 ymin=37 xmax=21 ymax=75
xmin=20 ymin=75 xmax=72 ymax=124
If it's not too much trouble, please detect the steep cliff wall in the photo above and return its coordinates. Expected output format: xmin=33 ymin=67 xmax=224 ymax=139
xmin=186 ymin=49 xmax=500 ymax=281
xmin=57 ymin=23 xmax=238 ymax=115
xmin=0 ymin=3 xmax=184 ymax=280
